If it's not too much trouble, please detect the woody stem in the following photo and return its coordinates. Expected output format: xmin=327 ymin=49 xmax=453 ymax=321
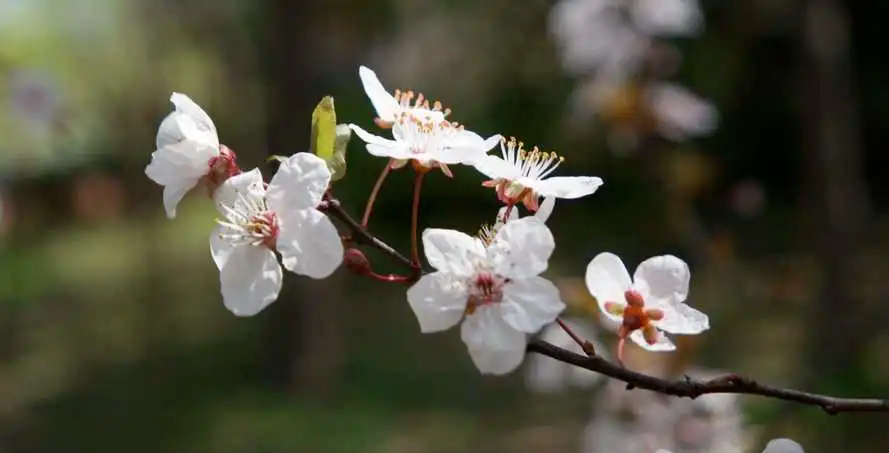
xmin=557 ymin=318 xmax=595 ymax=356
xmin=361 ymin=162 xmax=392 ymax=227
xmin=410 ymin=171 xmax=426 ymax=266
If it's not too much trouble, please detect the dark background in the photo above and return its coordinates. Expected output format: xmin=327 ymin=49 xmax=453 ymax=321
xmin=0 ymin=0 xmax=886 ymax=452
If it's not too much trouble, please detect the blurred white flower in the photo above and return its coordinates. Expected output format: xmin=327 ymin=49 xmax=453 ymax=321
xmin=8 ymin=69 xmax=60 ymax=131
xmin=349 ymin=115 xmax=499 ymax=175
xmin=549 ymin=0 xmax=703 ymax=77
xmin=585 ymin=253 xmax=709 ymax=357
xmin=585 ymin=368 xmax=751 ymax=453
xmin=524 ymin=317 xmax=607 ymax=392
xmin=762 ymin=439 xmax=804 ymax=453
xmin=406 ymin=217 xmax=565 ymax=375
xmin=145 ymin=93 xmax=238 ymax=218
xmin=472 ymin=137 xmax=603 ymax=212
xmin=648 ymin=82 xmax=719 ymax=141
xmin=211 ymin=154 xmax=343 ymax=316
xmin=359 ymin=65 xmax=450 ymax=127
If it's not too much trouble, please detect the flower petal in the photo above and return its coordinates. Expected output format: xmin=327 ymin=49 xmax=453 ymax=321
xmin=145 ymin=142 xmax=216 ymax=185
xmin=209 ymin=224 xmax=235 ymax=270
xmin=629 ymin=328 xmax=676 ymax=351
xmin=266 ymin=152 xmax=330 ymax=212
xmin=584 ymin=252 xmax=632 ymax=323
xmin=406 ymin=272 xmax=468 ymax=333
xmin=461 ymin=306 xmax=528 ymax=375
xmin=219 ymin=245 xmax=282 ymax=317
xmin=535 ymin=197 xmax=556 ymax=223
xmin=633 ymin=254 xmax=690 ymax=305
xmin=422 ymin=228 xmax=485 ymax=276
xmin=500 ymin=276 xmax=565 ymax=333
xmin=160 ymin=92 xmax=219 ymax=149
xmin=213 ymin=168 xmax=266 ymax=212
xmin=348 ymin=124 xmax=412 ymax=160
xmin=277 ymin=208 xmax=344 ymax=279
xmin=532 ymin=176 xmax=603 ymax=199
xmin=653 ymin=302 xmax=710 ymax=335
xmin=472 ymin=154 xmax=521 ymax=180
xmin=488 ymin=217 xmax=555 ymax=279
xmin=762 ymin=439 xmax=805 ymax=453
xmin=358 ymin=66 xmax=401 ymax=122
xmin=442 ymin=131 xmax=501 ymax=165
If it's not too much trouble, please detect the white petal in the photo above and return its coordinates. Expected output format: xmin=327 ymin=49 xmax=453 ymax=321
xmin=219 ymin=245 xmax=282 ymax=317
xmin=358 ymin=66 xmax=401 ymax=122
xmin=165 ymin=92 xmax=219 ymax=148
xmin=277 ymin=208 xmax=344 ymax=279
xmin=145 ymin=142 xmax=216 ymax=185
xmin=161 ymin=181 xmax=196 ymax=219
xmin=584 ymin=252 xmax=632 ymax=323
xmin=171 ymin=92 xmax=216 ymax=131
xmin=266 ymin=153 xmax=330 ymax=212
xmin=633 ymin=254 xmax=690 ymax=305
xmin=532 ymin=176 xmax=603 ymax=199
xmin=213 ymin=168 xmax=266 ymax=212
xmin=406 ymin=272 xmax=468 ymax=333
xmin=629 ymin=328 xmax=676 ymax=351
xmin=534 ymin=197 xmax=556 ymax=223
xmin=762 ymin=439 xmax=805 ymax=453
xmin=653 ymin=302 xmax=710 ymax=335
xmin=488 ymin=217 xmax=555 ymax=279
xmin=500 ymin=276 xmax=565 ymax=333
xmin=422 ymin=228 xmax=485 ymax=276
xmin=443 ymin=131 xmax=501 ymax=165
xmin=472 ymin=154 xmax=521 ymax=180
xmin=348 ymin=124 xmax=412 ymax=160
xmin=633 ymin=0 xmax=703 ymax=36
xmin=156 ymin=113 xmax=187 ymax=149
xmin=461 ymin=307 xmax=528 ymax=375
xmin=209 ymin=224 xmax=234 ymax=270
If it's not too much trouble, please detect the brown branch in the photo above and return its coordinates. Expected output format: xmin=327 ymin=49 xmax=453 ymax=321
xmin=324 ymin=195 xmax=889 ymax=414
xmin=526 ymin=339 xmax=889 ymax=414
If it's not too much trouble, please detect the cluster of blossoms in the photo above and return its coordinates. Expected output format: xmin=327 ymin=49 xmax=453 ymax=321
xmin=144 ymin=66 xmax=710 ymax=375
xmin=549 ymin=0 xmax=717 ymax=150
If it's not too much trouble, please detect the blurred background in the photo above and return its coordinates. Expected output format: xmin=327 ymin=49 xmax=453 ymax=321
xmin=0 ymin=0 xmax=887 ymax=452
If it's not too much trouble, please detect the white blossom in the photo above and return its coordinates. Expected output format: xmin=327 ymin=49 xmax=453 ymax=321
xmin=145 ymin=92 xmax=237 ymax=218
xmin=406 ymin=217 xmax=565 ymax=375
xmin=472 ymin=137 xmax=602 ymax=211
xmin=349 ymin=115 xmax=500 ymax=173
xmin=211 ymin=153 xmax=343 ymax=316
xmin=762 ymin=439 xmax=805 ymax=453
xmin=358 ymin=65 xmax=450 ymax=126
xmin=584 ymin=252 xmax=709 ymax=352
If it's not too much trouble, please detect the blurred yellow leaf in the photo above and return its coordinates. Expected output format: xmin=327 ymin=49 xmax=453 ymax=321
xmin=311 ymin=96 xmax=348 ymax=181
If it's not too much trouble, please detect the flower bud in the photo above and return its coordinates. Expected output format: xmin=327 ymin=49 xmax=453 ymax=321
xmin=344 ymin=248 xmax=370 ymax=275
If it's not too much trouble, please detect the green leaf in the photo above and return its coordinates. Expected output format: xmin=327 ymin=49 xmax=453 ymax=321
xmin=311 ymin=96 xmax=351 ymax=181
xmin=328 ymin=124 xmax=351 ymax=182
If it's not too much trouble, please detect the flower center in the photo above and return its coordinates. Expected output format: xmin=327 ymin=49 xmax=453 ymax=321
xmin=465 ymin=271 xmax=506 ymax=314
xmin=604 ymin=290 xmax=665 ymax=345
xmin=393 ymin=89 xmax=452 ymax=118
xmin=501 ymin=136 xmax=566 ymax=181
xmin=395 ymin=113 xmax=465 ymax=161
xmin=206 ymin=145 xmax=241 ymax=186
xmin=216 ymin=192 xmax=279 ymax=249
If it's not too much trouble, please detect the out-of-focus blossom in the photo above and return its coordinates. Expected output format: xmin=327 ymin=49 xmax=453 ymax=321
xmin=648 ymin=83 xmax=719 ymax=141
xmin=472 ymin=137 xmax=603 ymax=211
xmin=549 ymin=0 xmax=703 ymax=77
xmin=584 ymin=368 xmax=751 ymax=453
xmin=524 ymin=317 xmax=607 ymax=392
xmin=8 ymin=69 xmax=61 ymax=132
xmin=762 ymin=439 xmax=804 ymax=453
xmin=406 ymin=217 xmax=565 ymax=375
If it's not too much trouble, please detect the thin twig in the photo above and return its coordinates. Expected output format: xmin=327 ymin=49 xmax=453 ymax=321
xmin=326 ymin=196 xmax=889 ymax=414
